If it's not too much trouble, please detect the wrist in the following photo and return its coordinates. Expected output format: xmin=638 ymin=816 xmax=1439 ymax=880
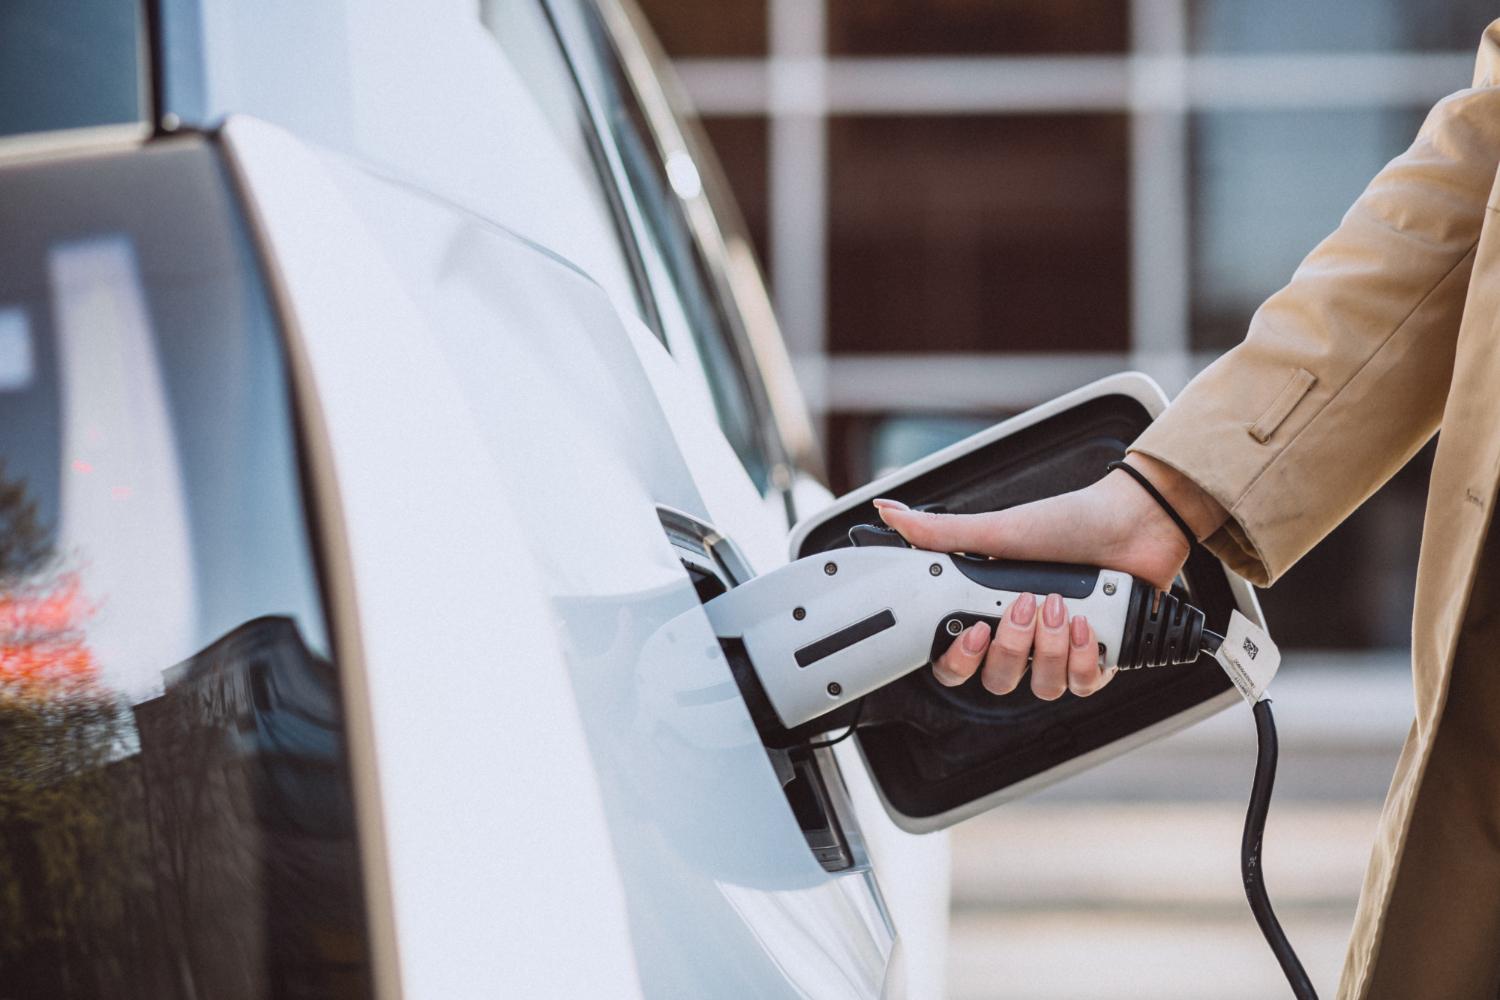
xmin=1122 ymin=452 xmax=1228 ymax=542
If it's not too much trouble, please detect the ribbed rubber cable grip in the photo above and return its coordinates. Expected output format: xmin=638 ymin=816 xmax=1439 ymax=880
xmin=1117 ymin=581 xmax=1208 ymax=670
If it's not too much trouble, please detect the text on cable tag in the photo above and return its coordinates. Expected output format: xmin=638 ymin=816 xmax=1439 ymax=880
xmin=1213 ymin=610 xmax=1281 ymax=704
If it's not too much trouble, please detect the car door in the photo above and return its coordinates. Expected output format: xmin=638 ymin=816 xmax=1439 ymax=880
xmin=785 ymin=372 xmax=1261 ymax=833
xmin=222 ymin=103 xmax=906 ymax=997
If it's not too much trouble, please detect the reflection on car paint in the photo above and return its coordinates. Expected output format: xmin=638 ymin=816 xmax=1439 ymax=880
xmin=555 ymin=578 xmax=894 ymax=997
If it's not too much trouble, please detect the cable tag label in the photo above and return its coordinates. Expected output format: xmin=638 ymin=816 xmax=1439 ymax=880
xmin=1213 ymin=610 xmax=1280 ymax=704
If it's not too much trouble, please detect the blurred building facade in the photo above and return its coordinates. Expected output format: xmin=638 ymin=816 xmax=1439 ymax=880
xmin=636 ymin=0 xmax=1496 ymax=650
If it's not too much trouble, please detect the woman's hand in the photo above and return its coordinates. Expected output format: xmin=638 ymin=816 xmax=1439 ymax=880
xmin=873 ymin=454 xmax=1225 ymax=700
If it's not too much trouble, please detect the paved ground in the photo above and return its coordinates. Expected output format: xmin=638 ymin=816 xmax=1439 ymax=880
xmin=946 ymin=651 xmax=1413 ymax=1000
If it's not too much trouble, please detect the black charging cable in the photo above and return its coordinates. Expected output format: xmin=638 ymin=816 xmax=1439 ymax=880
xmin=1246 ymin=697 xmax=1318 ymax=998
xmin=1109 ymin=460 xmax=1315 ymax=994
xmin=1200 ymin=629 xmax=1317 ymax=999
xmin=801 ymin=698 xmax=866 ymax=750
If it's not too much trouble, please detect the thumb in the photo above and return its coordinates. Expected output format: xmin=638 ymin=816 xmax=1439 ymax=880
xmin=873 ymin=500 xmax=1007 ymax=555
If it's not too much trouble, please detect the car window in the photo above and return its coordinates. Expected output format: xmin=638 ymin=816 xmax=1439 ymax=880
xmin=0 ymin=142 xmax=372 ymax=998
xmin=0 ymin=0 xmax=144 ymax=138
xmin=478 ymin=0 xmax=663 ymax=339
xmin=548 ymin=0 xmax=778 ymax=493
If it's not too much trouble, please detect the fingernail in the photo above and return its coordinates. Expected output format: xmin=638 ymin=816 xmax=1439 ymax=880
xmin=1011 ymin=592 xmax=1036 ymax=626
xmin=961 ymin=622 xmax=990 ymax=654
xmin=871 ymin=498 xmax=908 ymax=511
xmin=1043 ymin=593 xmax=1065 ymax=629
xmin=1071 ymin=615 xmax=1090 ymax=646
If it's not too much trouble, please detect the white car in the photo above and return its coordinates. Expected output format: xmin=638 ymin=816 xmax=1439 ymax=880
xmin=0 ymin=2 xmax=1257 ymax=998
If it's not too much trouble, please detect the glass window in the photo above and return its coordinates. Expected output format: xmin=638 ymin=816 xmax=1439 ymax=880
xmin=557 ymin=0 xmax=779 ymax=491
xmin=828 ymin=0 xmax=1128 ymax=56
xmin=0 ymin=142 xmax=370 ymax=998
xmin=0 ymin=0 xmax=144 ymax=138
xmin=700 ymin=116 xmax=772 ymax=278
xmin=1258 ymin=441 xmax=1431 ymax=650
xmin=1189 ymin=108 xmax=1428 ymax=350
xmin=479 ymin=0 xmax=662 ymax=337
xmin=828 ymin=114 xmax=1131 ymax=354
xmin=1190 ymin=0 xmax=1496 ymax=53
xmin=635 ymin=0 xmax=767 ymax=57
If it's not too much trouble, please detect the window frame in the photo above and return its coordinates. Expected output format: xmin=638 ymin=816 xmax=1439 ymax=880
xmin=542 ymin=0 xmax=811 ymax=500
xmin=478 ymin=0 xmax=669 ymax=345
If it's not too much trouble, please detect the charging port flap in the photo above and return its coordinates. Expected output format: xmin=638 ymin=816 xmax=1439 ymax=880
xmin=787 ymin=373 xmax=1266 ymax=833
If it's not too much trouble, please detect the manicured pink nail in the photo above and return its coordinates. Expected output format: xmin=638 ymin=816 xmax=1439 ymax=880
xmin=1011 ymin=592 xmax=1036 ymax=626
xmin=871 ymin=498 xmax=908 ymax=511
xmin=1043 ymin=593 xmax=1065 ymax=629
xmin=1071 ymin=615 xmax=1090 ymax=646
xmin=961 ymin=622 xmax=990 ymax=654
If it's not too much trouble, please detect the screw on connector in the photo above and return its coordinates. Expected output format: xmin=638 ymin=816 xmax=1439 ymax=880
xmin=824 ymin=561 xmax=838 ymax=576
xmin=793 ymin=607 xmax=806 ymax=620
xmin=1103 ymin=580 xmax=1117 ymax=596
xmin=945 ymin=618 xmax=964 ymax=636
xmin=827 ymin=682 xmax=842 ymax=697
xmin=929 ymin=563 xmax=943 ymax=576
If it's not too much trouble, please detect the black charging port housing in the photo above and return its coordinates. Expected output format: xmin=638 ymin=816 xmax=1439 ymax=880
xmin=792 ymin=392 xmax=1240 ymax=828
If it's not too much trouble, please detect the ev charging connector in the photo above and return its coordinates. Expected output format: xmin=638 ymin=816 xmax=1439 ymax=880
xmin=705 ymin=535 xmax=1211 ymax=733
xmin=704 ymin=525 xmax=1315 ymax=999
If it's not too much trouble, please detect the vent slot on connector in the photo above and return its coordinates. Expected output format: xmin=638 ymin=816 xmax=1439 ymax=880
xmin=661 ymin=507 xmax=868 ymax=874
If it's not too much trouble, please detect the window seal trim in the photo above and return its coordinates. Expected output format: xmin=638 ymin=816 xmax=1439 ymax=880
xmin=0 ymin=122 xmax=151 ymax=170
xmin=545 ymin=0 xmax=802 ymax=495
xmin=527 ymin=0 xmax=670 ymax=343
xmin=561 ymin=0 xmax=824 ymax=494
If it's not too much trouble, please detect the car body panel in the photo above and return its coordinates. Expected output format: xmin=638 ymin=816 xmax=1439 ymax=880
xmin=220 ymin=118 xmax=644 ymax=999
xmin=223 ymin=115 xmax=896 ymax=999
xmin=163 ymin=0 xmax=647 ymax=333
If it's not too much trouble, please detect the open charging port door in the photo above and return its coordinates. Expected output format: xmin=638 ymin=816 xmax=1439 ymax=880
xmin=789 ymin=372 xmax=1265 ymax=833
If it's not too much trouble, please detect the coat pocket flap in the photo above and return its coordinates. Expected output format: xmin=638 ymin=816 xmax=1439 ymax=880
xmin=1248 ymin=368 xmax=1317 ymax=443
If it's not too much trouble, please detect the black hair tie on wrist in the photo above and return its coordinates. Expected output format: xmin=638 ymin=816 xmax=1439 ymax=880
xmin=1106 ymin=459 xmax=1198 ymax=550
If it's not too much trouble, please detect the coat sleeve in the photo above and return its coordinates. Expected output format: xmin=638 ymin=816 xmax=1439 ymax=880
xmin=1130 ymin=22 xmax=1500 ymax=587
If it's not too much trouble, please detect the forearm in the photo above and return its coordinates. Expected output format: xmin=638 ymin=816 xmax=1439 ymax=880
xmin=1129 ymin=34 xmax=1500 ymax=584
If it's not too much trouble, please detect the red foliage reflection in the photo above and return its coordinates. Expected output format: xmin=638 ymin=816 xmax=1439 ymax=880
xmin=0 ymin=571 xmax=99 ymax=698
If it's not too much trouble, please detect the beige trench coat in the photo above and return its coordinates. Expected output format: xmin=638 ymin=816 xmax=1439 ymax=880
xmin=1132 ymin=21 xmax=1500 ymax=1000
